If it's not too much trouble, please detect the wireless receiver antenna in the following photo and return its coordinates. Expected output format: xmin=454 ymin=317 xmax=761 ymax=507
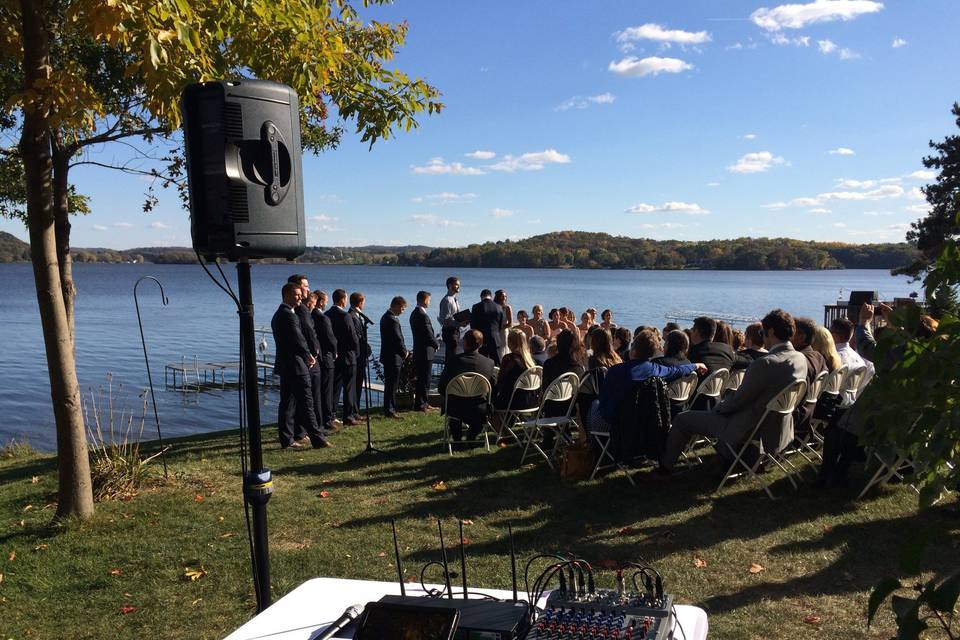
xmin=437 ymin=519 xmax=453 ymax=600
xmin=508 ymin=523 xmax=518 ymax=602
xmin=459 ymin=519 xmax=468 ymax=600
xmin=391 ymin=519 xmax=405 ymax=597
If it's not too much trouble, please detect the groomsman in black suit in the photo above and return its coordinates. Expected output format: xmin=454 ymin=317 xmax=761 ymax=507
xmin=470 ymin=289 xmax=505 ymax=365
xmin=309 ymin=289 xmax=338 ymax=432
xmin=410 ymin=290 xmax=439 ymax=412
xmin=326 ymin=289 xmax=361 ymax=426
xmin=270 ymin=283 xmax=331 ymax=449
xmin=349 ymin=291 xmax=372 ymax=421
xmin=287 ymin=274 xmax=325 ymax=441
xmin=379 ymin=296 xmax=409 ymax=418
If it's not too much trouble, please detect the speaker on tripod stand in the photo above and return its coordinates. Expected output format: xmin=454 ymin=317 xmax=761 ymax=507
xmin=182 ymin=79 xmax=307 ymax=611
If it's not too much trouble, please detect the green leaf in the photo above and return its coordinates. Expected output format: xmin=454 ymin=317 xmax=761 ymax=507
xmin=868 ymin=577 xmax=902 ymax=626
xmin=925 ymin=571 xmax=960 ymax=613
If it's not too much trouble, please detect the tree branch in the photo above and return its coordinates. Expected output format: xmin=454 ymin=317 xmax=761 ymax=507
xmin=67 ymin=160 xmax=185 ymax=185
xmin=74 ymin=126 xmax=169 ymax=150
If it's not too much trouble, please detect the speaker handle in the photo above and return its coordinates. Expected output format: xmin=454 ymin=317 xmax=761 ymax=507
xmin=261 ymin=120 xmax=289 ymax=205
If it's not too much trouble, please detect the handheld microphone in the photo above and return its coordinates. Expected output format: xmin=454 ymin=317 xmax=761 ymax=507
xmin=316 ymin=604 xmax=364 ymax=640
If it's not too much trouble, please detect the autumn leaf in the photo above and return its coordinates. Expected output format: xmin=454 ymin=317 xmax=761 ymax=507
xmin=119 ymin=605 xmax=138 ymax=615
xmin=693 ymin=555 xmax=708 ymax=569
xmin=217 ymin=516 xmax=224 ymax=522
xmin=0 ymin=572 xmax=4 ymax=583
xmin=110 ymin=568 xmax=123 ymax=577
xmin=220 ymin=532 xmax=236 ymax=538
xmin=19 ymin=520 xmax=25 ymax=528
xmin=749 ymin=563 xmax=765 ymax=574
xmin=376 ymin=552 xmax=386 ymax=557
xmin=191 ymin=598 xmax=203 ymax=606
xmin=461 ymin=519 xmax=474 ymax=525
xmin=461 ymin=538 xmax=472 ymax=546
xmin=23 ymin=504 xmax=33 ymax=511
xmin=7 ymin=550 xmax=15 ymax=562
xmin=803 ymin=615 xmax=822 ymax=626
xmin=430 ymin=481 xmax=448 ymax=492
xmin=318 ymin=490 xmax=331 ymax=499
xmin=33 ymin=544 xmax=48 ymax=552
xmin=30 ymin=476 xmax=39 ymax=484
xmin=183 ymin=566 xmax=207 ymax=582
xmin=194 ymin=494 xmax=204 ymax=503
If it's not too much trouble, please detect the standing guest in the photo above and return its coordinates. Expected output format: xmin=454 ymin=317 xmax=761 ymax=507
xmin=811 ymin=326 xmax=842 ymax=372
xmin=326 ymin=289 xmax=360 ymax=426
xmin=689 ymin=316 xmax=750 ymax=375
xmin=659 ymin=309 xmax=807 ymax=474
xmin=740 ymin=322 xmax=768 ymax=362
xmin=586 ymin=308 xmax=599 ymax=327
xmin=792 ymin=317 xmax=827 ymax=386
xmin=271 ymin=283 xmax=331 ymax=449
xmin=410 ymin=290 xmax=440 ymax=412
xmin=438 ymin=276 xmax=463 ymax=362
xmin=287 ymin=274 xmax=322 ymax=443
xmin=349 ymin=291 xmax=371 ymax=422
xmin=577 ymin=312 xmax=593 ymax=338
xmin=493 ymin=330 xmax=540 ymax=425
xmin=600 ymin=309 xmax=616 ymax=330
xmin=379 ymin=296 xmax=408 ymax=419
xmin=515 ymin=310 xmax=535 ymax=339
xmin=587 ymin=329 xmax=622 ymax=371
xmin=470 ymin=289 xmax=506 ymax=365
xmin=494 ymin=290 xmax=513 ymax=360
xmin=613 ymin=327 xmax=633 ymax=362
xmin=560 ymin=307 xmax=578 ymax=333
xmin=529 ymin=335 xmax=549 ymax=365
xmin=547 ymin=308 xmax=564 ymax=340
xmin=529 ymin=304 xmax=550 ymax=340
xmin=308 ymin=290 xmax=338 ymax=433
xmin=654 ymin=330 xmax=691 ymax=367
xmin=438 ymin=330 xmax=496 ymax=443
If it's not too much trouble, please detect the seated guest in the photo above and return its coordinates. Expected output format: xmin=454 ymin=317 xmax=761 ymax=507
xmin=659 ymin=309 xmax=808 ymax=473
xmin=732 ymin=329 xmax=745 ymax=352
xmin=713 ymin=321 xmax=734 ymax=346
xmin=613 ymin=327 xmax=632 ymax=362
xmin=600 ymin=308 xmax=616 ymax=330
xmin=547 ymin=308 xmax=564 ymax=340
xmin=515 ymin=309 xmax=535 ymax=339
xmin=493 ymin=330 xmax=540 ymax=434
xmin=590 ymin=331 xmax=705 ymax=433
xmin=791 ymin=317 xmax=827 ymax=386
xmin=529 ymin=335 xmax=548 ymax=365
xmin=529 ymin=304 xmax=550 ymax=340
xmin=811 ymin=326 xmax=841 ymax=372
xmin=662 ymin=321 xmax=681 ymax=336
xmin=740 ymin=322 xmax=768 ymax=362
xmin=587 ymin=329 xmax=622 ymax=372
xmin=653 ymin=330 xmax=691 ymax=367
xmin=438 ymin=329 xmax=496 ymax=442
xmin=688 ymin=316 xmax=751 ymax=375
xmin=543 ymin=329 xmax=586 ymax=386
xmin=578 ymin=312 xmax=593 ymax=337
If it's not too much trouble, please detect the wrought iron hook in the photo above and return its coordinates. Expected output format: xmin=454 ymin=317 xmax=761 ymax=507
xmin=134 ymin=275 xmax=169 ymax=478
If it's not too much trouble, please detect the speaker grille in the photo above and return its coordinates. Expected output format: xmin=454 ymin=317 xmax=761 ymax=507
xmin=228 ymin=184 xmax=250 ymax=223
xmin=224 ymin=102 xmax=243 ymax=139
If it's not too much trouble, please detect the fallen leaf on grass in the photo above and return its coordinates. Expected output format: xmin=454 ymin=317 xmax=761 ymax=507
xmin=194 ymin=495 xmax=204 ymax=503
xmin=120 ymin=605 xmax=137 ymax=615
xmin=217 ymin=516 xmax=224 ymax=522
xmin=430 ymin=481 xmax=448 ymax=492
xmin=192 ymin=598 xmax=203 ymax=606
xmin=183 ymin=567 xmax=207 ymax=582
xmin=30 ymin=476 xmax=39 ymax=484
xmin=110 ymin=568 xmax=123 ymax=577
xmin=0 ymin=572 xmax=4 ymax=583
xmin=748 ymin=563 xmax=765 ymax=574
xmin=19 ymin=520 xmax=25 ymax=528
xmin=823 ymin=524 xmax=833 ymax=534
xmin=7 ymin=550 xmax=15 ymax=562
xmin=318 ymin=491 xmax=331 ymax=499
xmin=461 ymin=538 xmax=472 ymax=546
xmin=377 ymin=552 xmax=386 ymax=557
xmin=33 ymin=544 xmax=48 ymax=552
xmin=22 ymin=504 xmax=33 ymax=512
xmin=693 ymin=556 xmax=707 ymax=569
xmin=220 ymin=532 xmax=236 ymax=538
xmin=617 ymin=526 xmax=636 ymax=536
xmin=461 ymin=519 xmax=474 ymax=525
xmin=803 ymin=615 xmax=822 ymax=626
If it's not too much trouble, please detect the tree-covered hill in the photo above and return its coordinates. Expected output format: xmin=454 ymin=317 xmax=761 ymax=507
xmin=0 ymin=231 xmax=29 ymax=262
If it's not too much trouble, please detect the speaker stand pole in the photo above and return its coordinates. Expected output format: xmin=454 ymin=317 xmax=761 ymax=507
xmin=237 ymin=258 xmax=272 ymax=611
xmin=358 ymin=320 xmax=393 ymax=458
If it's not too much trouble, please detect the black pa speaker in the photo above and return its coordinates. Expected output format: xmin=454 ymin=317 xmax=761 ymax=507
xmin=181 ymin=80 xmax=306 ymax=261
xmin=847 ymin=290 xmax=879 ymax=322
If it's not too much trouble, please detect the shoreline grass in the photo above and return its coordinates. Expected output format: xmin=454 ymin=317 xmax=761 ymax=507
xmin=1 ymin=412 xmax=957 ymax=639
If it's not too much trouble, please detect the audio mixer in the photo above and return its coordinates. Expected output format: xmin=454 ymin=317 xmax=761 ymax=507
xmin=525 ymin=588 xmax=674 ymax=640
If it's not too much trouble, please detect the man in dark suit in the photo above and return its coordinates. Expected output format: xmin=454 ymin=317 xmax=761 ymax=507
xmin=470 ymin=289 xmax=505 ymax=365
xmin=688 ymin=316 xmax=751 ymax=375
xmin=271 ymin=283 xmax=331 ymax=449
xmin=326 ymin=289 xmax=360 ymax=426
xmin=287 ymin=275 xmax=324 ymax=442
xmin=410 ymin=290 xmax=440 ymax=412
xmin=310 ymin=289 xmax=338 ymax=432
xmin=659 ymin=309 xmax=808 ymax=472
xmin=379 ymin=296 xmax=409 ymax=418
xmin=438 ymin=329 xmax=496 ymax=442
xmin=349 ymin=291 xmax=372 ymax=422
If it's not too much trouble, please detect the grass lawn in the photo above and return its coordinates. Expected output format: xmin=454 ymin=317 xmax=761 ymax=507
xmin=1 ymin=411 xmax=957 ymax=640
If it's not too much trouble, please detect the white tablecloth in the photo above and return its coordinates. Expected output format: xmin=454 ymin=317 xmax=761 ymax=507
xmin=224 ymin=578 xmax=708 ymax=640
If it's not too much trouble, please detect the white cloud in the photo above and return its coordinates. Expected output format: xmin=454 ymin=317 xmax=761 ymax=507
xmin=727 ymin=42 xmax=744 ymax=50
xmin=113 ymin=222 xmax=133 ymax=228
xmin=727 ymin=151 xmax=786 ymax=174
xmin=742 ymin=133 xmax=758 ymax=140
xmin=908 ymin=187 xmax=925 ymax=200
xmin=556 ymin=93 xmax=616 ymax=111
xmin=488 ymin=149 xmax=571 ymax=172
xmin=818 ymin=39 xmax=837 ymax=54
xmin=828 ymin=147 xmax=855 ymax=155
xmin=465 ymin=150 xmax=496 ymax=160
xmin=92 ymin=224 xmax=108 ymax=231
xmin=887 ymin=223 xmax=911 ymax=232
xmin=638 ymin=222 xmax=685 ymax=229
xmin=491 ymin=208 xmax=514 ymax=218
xmin=892 ymin=37 xmax=907 ymax=48
xmin=411 ymin=192 xmax=478 ymax=205
xmin=862 ymin=211 xmax=893 ymax=216
xmin=309 ymin=214 xmax=339 ymax=222
xmin=905 ymin=204 xmax=931 ymax=214
xmin=818 ymin=185 xmax=905 ymax=201
xmin=408 ymin=214 xmax=465 ymax=228
xmin=311 ymin=224 xmax=339 ymax=232
xmin=615 ymin=23 xmax=712 ymax=46
xmin=608 ymin=56 xmax=693 ymax=77
xmin=751 ymin=0 xmax=884 ymax=31
xmin=838 ymin=47 xmax=860 ymax=59
xmin=626 ymin=201 xmax=709 ymax=215
xmin=808 ymin=208 xmax=832 ymax=214
xmin=908 ymin=169 xmax=935 ymax=180
xmin=770 ymin=33 xmax=811 ymax=46
xmin=706 ymin=182 xmax=721 ymax=187
xmin=837 ymin=178 xmax=875 ymax=189
xmin=149 ymin=221 xmax=170 ymax=230
xmin=411 ymin=157 xmax=486 ymax=176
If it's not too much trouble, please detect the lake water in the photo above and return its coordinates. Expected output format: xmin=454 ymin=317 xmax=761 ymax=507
xmin=0 ymin=263 xmax=916 ymax=450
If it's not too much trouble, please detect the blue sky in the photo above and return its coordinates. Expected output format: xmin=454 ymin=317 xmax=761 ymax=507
xmin=3 ymin=0 xmax=958 ymax=249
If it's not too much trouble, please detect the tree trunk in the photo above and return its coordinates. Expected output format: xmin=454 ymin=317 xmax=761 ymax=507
xmin=20 ymin=0 xmax=94 ymax=520
xmin=51 ymin=136 xmax=76 ymax=342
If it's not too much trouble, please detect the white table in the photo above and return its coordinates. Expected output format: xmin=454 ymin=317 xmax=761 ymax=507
xmin=224 ymin=578 xmax=708 ymax=640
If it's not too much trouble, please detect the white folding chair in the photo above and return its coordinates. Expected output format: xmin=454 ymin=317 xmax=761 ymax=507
xmin=808 ymin=364 xmax=847 ymax=448
xmin=494 ymin=366 xmax=543 ymax=445
xmin=716 ymin=379 xmax=807 ymax=499
xmin=442 ymin=373 xmax=493 ymax=455
xmin=791 ymin=369 xmax=830 ymax=464
xmin=722 ymin=368 xmax=745 ymax=398
xmin=667 ymin=372 xmax=698 ymax=407
xmin=518 ymin=372 xmax=581 ymax=469
xmin=682 ymin=368 xmax=730 ymax=463
xmin=839 ymin=365 xmax=869 ymax=408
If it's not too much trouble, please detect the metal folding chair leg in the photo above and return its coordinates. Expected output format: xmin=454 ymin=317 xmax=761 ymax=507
xmin=717 ymin=441 xmax=777 ymax=500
